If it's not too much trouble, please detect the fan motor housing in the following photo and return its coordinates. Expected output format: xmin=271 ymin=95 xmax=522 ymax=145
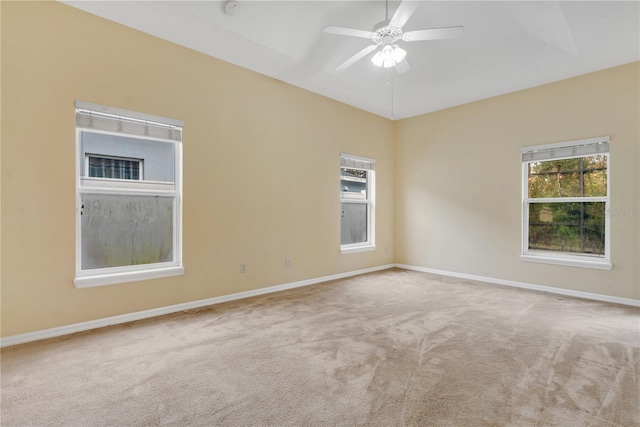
xmin=371 ymin=22 xmax=403 ymax=45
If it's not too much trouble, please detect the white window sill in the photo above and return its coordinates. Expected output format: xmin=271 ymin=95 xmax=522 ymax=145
xmin=521 ymin=254 xmax=611 ymax=270
xmin=74 ymin=266 xmax=185 ymax=288
xmin=341 ymin=245 xmax=376 ymax=254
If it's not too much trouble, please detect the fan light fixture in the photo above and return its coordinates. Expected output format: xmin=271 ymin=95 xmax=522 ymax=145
xmin=323 ymin=0 xmax=464 ymax=73
xmin=371 ymin=45 xmax=407 ymax=68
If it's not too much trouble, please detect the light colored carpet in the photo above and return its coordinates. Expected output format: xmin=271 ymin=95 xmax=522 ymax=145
xmin=1 ymin=268 xmax=639 ymax=426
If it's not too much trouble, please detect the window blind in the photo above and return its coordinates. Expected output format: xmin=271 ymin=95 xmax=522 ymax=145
xmin=75 ymin=101 xmax=183 ymax=142
xmin=341 ymin=154 xmax=375 ymax=170
xmin=522 ymin=137 xmax=609 ymax=162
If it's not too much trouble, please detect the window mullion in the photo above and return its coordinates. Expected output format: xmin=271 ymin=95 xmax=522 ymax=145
xmin=527 ymin=196 xmax=607 ymax=203
xmin=340 ymin=199 xmax=369 ymax=204
xmin=79 ymin=187 xmax=176 ymax=197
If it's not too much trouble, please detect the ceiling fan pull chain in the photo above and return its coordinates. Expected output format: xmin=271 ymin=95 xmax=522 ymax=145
xmin=388 ymin=68 xmax=395 ymax=120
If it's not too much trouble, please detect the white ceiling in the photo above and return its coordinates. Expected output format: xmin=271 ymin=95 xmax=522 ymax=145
xmin=62 ymin=1 xmax=640 ymax=120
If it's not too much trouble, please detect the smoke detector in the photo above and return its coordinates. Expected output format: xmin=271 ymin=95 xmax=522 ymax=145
xmin=222 ymin=1 xmax=239 ymax=16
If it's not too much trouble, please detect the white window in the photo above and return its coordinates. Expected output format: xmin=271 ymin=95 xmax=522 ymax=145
xmin=521 ymin=136 xmax=611 ymax=270
xmin=74 ymin=101 xmax=184 ymax=288
xmin=340 ymin=153 xmax=376 ymax=254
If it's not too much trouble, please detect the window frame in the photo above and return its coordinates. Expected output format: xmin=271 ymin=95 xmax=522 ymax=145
xmin=340 ymin=153 xmax=376 ymax=254
xmin=74 ymin=101 xmax=184 ymax=288
xmin=521 ymin=136 xmax=611 ymax=270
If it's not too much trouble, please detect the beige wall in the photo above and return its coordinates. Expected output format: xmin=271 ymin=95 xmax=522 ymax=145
xmin=0 ymin=2 xmax=394 ymax=337
xmin=2 ymin=2 xmax=638 ymax=339
xmin=395 ymin=62 xmax=640 ymax=300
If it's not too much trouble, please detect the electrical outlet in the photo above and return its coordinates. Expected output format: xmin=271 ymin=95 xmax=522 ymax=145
xmin=285 ymin=257 xmax=292 ymax=267
xmin=240 ymin=263 xmax=246 ymax=273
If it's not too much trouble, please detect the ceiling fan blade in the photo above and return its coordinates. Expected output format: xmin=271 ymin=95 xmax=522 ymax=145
xmin=395 ymin=58 xmax=410 ymax=74
xmin=402 ymin=26 xmax=464 ymax=42
xmin=335 ymin=44 xmax=378 ymax=71
xmin=389 ymin=1 xmax=420 ymax=28
xmin=323 ymin=26 xmax=374 ymax=39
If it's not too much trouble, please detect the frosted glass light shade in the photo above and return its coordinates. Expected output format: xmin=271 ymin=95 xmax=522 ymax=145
xmin=392 ymin=45 xmax=406 ymax=63
xmin=371 ymin=45 xmax=407 ymax=68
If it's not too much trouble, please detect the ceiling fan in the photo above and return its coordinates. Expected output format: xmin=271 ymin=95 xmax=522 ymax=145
xmin=323 ymin=0 xmax=464 ymax=73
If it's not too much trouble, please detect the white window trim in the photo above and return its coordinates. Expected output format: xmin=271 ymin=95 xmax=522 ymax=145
xmin=340 ymin=153 xmax=376 ymax=254
xmin=341 ymin=243 xmax=377 ymax=254
xmin=521 ymin=136 xmax=611 ymax=270
xmin=74 ymin=101 xmax=184 ymax=288
xmin=74 ymin=266 xmax=185 ymax=288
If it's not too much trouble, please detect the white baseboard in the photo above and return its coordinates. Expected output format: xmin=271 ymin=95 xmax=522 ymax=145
xmin=394 ymin=264 xmax=640 ymax=307
xmin=0 ymin=264 xmax=394 ymax=348
xmin=5 ymin=263 xmax=634 ymax=348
